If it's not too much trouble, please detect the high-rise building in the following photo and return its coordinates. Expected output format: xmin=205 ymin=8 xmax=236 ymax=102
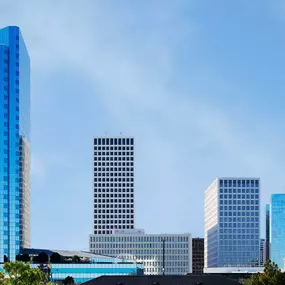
xmin=0 ymin=26 xmax=30 ymax=262
xmin=270 ymin=194 xmax=285 ymax=269
xmin=93 ymin=137 xmax=135 ymax=235
xmin=192 ymin=238 xmax=204 ymax=273
xmin=91 ymin=136 xmax=192 ymax=275
xmin=265 ymin=204 xmax=270 ymax=262
xmin=260 ymin=238 xmax=266 ymax=267
xmin=204 ymin=178 xmax=260 ymax=268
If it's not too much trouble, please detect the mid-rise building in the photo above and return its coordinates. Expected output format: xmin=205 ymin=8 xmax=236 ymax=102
xmin=93 ymin=137 xmax=135 ymax=234
xmin=0 ymin=26 xmax=30 ymax=262
xmin=260 ymin=239 xmax=266 ymax=267
xmin=192 ymin=238 xmax=204 ymax=273
xmin=204 ymin=178 xmax=260 ymax=268
xmin=270 ymin=194 xmax=285 ymax=269
xmin=89 ymin=233 xmax=192 ymax=275
xmin=265 ymin=204 xmax=270 ymax=262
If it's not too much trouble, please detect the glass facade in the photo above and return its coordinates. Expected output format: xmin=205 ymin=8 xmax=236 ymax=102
xmin=266 ymin=204 xmax=270 ymax=262
xmin=49 ymin=263 xmax=143 ymax=283
xmin=1 ymin=261 xmax=143 ymax=284
xmin=270 ymin=194 xmax=285 ymax=269
xmin=205 ymin=178 xmax=260 ymax=268
xmin=0 ymin=26 xmax=30 ymax=262
xmin=260 ymin=238 xmax=266 ymax=267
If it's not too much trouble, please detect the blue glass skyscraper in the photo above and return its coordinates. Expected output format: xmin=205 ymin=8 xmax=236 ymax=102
xmin=265 ymin=204 xmax=270 ymax=262
xmin=271 ymin=194 xmax=285 ymax=269
xmin=0 ymin=26 xmax=30 ymax=262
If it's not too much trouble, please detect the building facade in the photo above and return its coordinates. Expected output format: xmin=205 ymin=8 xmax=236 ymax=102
xmin=48 ymin=263 xmax=143 ymax=284
xmin=0 ymin=26 xmax=30 ymax=262
xmin=93 ymin=137 xmax=135 ymax=235
xmin=260 ymin=239 xmax=266 ymax=267
xmin=265 ymin=204 xmax=270 ymax=262
xmin=2 ymin=249 xmax=144 ymax=284
xmin=204 ymin=178 xmax=260 ymax=268
xmin=192 ymin=238 xmax=204 ymax=273
xmin=270 ymin=194 xmax=285 ymax=269
xmin=204 ymin=267 xmax=263 ymax=273
xmin=89 ymin=234 xmax=192 ymax=275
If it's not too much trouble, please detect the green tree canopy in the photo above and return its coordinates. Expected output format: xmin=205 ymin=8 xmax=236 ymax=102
xmin=1 ymin=261 xmax=51 ymax=285
xmin=0 ymin=271 xmax=6 ymax=283
xmin=35 ymin=252 xmax=49 ymax=264
xmin=16 ymin=253 xmax=30 ymax=263
xmin=50 ymin=252 xmax=61 ymax=264
xmin=248 ymin=260 xmax=285 ymax=285
xmin=72 ymin=255 xmax=80 ymax=263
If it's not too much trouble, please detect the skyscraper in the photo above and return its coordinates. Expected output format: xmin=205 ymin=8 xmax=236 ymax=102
xmin=260 ymin=238 xmax=266 ymax=267
xmin=270 ymin=194 xmax=285 ymax=269
xmin=0 ymin=26 xmax=30 ymax=262
xmin=90 ymin=136 xmax=192 ymax=275
xmin=265 ymin=204 xmax=270 ymax=262
xmin=204 ymin=178 xmax=260 ymax=268
xmin=93 ymin=137 xmax=135 ymax=235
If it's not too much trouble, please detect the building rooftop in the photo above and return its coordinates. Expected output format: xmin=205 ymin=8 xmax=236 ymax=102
xmin=82 ymin=275 xmax=243 ymax=285
xmin=21 ymin=248 xmax=115 ymax=260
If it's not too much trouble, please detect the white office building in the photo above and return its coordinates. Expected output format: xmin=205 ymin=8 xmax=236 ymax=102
xmin=89 ymin=233 xmax=192 ymax=275
xmin=204 ymin=178 xmax=260 ymax=269
xmin=93 ymin=137 xmax=135 ymax=234
xmin=91 ymin=136 xmax=192 ymax=275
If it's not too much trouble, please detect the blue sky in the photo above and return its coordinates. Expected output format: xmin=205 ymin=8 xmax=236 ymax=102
xmin=0 ymin=0 xmax=285 ymax=250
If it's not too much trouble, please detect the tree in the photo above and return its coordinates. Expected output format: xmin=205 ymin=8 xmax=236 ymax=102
xmin=2 ymin=261 xmax=51 ymax=284
xmin=16 ymin=253 xmax=31 ymax=263
xmin=50 ymin=252 xmax=61 ymax=263
xmin=35 ymin=252 xmax=49 ymax=263
xmin=63 ymin=276 xmax=75 ymax=285
xmin=247 ymin=260 xmax=285 ymax=285
xmin=0 ymin=271 xmax=6 ymax=283
xmin=72 ymin=255 xmax=80 ymax=263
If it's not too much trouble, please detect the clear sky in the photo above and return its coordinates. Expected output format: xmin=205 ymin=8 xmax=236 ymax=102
xmin=1 ymin=0 xmax=285 ymax=251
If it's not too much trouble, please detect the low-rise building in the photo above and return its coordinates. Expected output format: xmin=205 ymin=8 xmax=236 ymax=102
xmin=81 ymin=275 xmax=244 ymax=285
xmin=3 ymin=248 xmax=144 ymax=284
xmin=89 ymin=233 xmax=192 ymax=275
xmin=203 ymin=267 xmax=263 ymax=274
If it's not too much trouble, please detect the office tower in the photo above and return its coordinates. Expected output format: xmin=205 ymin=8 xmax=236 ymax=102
xmin=93 ymin=137 xmax=135 ymax=234
xmin=192 ymin=238 xmax=204 ymax=273
xmin=89 ymin=233 xmax=192 ymax=275
xmin=90 ymin=136 xmax=193 ymax=275
xmin=204 ymin=178 xmax=260 ymax=268
xmin=260 ymin=239 xmax=266 ymax=267
xmin=0 ymin=26 xmax=30 ymax=262
xmin=265 ymin=204 xmax=270 ymax=262
xmin=270 ymin=194 xmax=285 ymax=269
